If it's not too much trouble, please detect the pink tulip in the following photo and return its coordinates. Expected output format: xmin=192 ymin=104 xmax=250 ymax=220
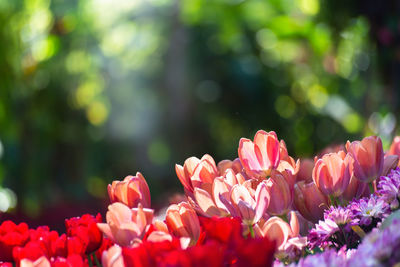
xmin=20 ymin=256 xmax=50 ymax=267
xmin=175 ymin=154 xmax=219 ymax=194
xmin=97 ymin=202 xmax=153 ymax=247
xmin=217 ymin=158 xmax=242 ymax=175
xmin=277 ymin=140 xmax=300 ymax=177
xmin=192 ymin=169 xmax=246 ymax=217
xmin=238 ymin=130 xmax=280 ymax=178
xmin=341 ymin=174 xmax=369 ymax=202
xmin=296 ymin=158 xmax=314 ymax=183
xmin=346 ymin=136 xmax=384 ymax=183
xmin=382 ymin=154 xmax=399 ymax=176
xmin=102 ymin=245 xmax=125 ymax=267
xmin=165 ymin=202 xmax=200 ymax=245
xmin=294 ymin=181 xmax=329 ymax=222
xmin=265 ymin=171 xmax=293 ymax=216
xmin=108 ymin=172 xmax=151 ymax=208
xmin=218 ymin=182 xmax=270 ymax=225
xmin=312 ymin=151 xmax=352 ymax=196
xmin=146 ymin=231 xmax=173 ymax=243
xmin=389 ymin=136 xmax=400 ymax=160
xmin=255 ymin=211 xmax=306 ymax=255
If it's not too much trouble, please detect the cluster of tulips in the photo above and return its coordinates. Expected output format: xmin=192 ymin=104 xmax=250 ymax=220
xmin=2 ymin=130 xmax=400 ymax=267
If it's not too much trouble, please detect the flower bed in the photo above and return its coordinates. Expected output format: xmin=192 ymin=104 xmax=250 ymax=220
xmin=1 ymin=130 xmax=400 ymax=266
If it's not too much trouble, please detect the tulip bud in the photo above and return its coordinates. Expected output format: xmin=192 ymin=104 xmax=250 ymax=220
xmin=277 ymin=140 xmax=300 ymax=177
xmin=97 ymin=203 xmax=153 ymax=247
xmin=238 ymin=130 xmax=280 ymax=178
xmin=296 ymin=158 xmax=314 ymax=183
xmin=102 ymin=245 xmax=125 ymax=267
xmin=175 ymin=155 xmax=219 ymax=194
xmin=389 ymin=136 xmax=400 ymax=160
xmin=217 ymin=158 xmax=242 ymax=175
xmin=346 ymin=136 xmax=384 ymax=183
xmin=165 ymin=202 xmax=200 ymax=245
xmin=341 ymin=174 xmax=369 ymax=202
xmin=265 ymin=171 xmax=292 ymax=216
xmin=382 ymin=155 xmax=399 ymax=176
xmin=294 ymin=181 xmax=329 ymax=222
xmin=229 ymin=184 xmax=256 ymax=224
xmin=312 ymin=151 xmax=351 ymax=196
xmin=108 ymin=172 xmax=151 ymax=208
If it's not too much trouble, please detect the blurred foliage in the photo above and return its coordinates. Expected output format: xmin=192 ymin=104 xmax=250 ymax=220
xmin=0 ymin=0 xmax=399 ymax=218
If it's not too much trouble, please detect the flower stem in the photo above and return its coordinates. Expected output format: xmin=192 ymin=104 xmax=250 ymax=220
xmin=278 ymin=214 xmax=288 ymax=223
xmin=92 ymin=252 xmax=102 ymax=267
xmin=329 ymin=195 xmax=337 ymax=207
xmin=351 ymin=225 xmax=366 ymax=238
xmin=369 ymin=182 xmax=375 ymax=194
xmin=249 ymin=224 xmax=255 ymax=238
xmin=88 ymin=254 xmax=93 ymax=267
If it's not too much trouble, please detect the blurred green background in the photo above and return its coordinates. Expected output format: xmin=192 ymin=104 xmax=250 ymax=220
xmin=0 ymin=0 xmax=399 ymax=225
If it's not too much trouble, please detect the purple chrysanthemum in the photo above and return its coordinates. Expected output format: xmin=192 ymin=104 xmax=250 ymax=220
xmin=308 ymin=207 xmax=357 ymax=249
xmin=377 ymin=167 xmax=400 ymax=209
xmin=351 ymin=195 xmax=389 ymax=226
xmin=347 ymin=219 xmax=400 ymax=267
xmin=324 ymin=206 xmax=356 ymax=226
xmin=283 ymin=249 xmax=347 ymax=267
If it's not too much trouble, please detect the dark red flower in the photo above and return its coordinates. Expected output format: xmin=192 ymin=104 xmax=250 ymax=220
xmin=65 ymin=213 xmax=103 ymax=254
xmin=198 ymin=216 xmax=242 ymax=244
xmin=123 ymin=239 xmax=182 ymax=267
xmin=163 ymin=240 xmax=225 ymax=267
xmin=0 ymin=221 xmax=29 ymax=262
xmin=122 ymin=216 xmax=275 ymax=267
xmin=232 ymin=237 xmax=275 ymax=267
xmin=12 ymin=241 xmax=46 ymax=263
xmin=51 ymin=255 xmax=85 ymax=267
xmin=28 ymin=226 xmax=59 ymax=257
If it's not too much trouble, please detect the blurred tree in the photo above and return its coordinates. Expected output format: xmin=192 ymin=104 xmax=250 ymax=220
xmin=0 ymin=0 xmax=398 ymax=225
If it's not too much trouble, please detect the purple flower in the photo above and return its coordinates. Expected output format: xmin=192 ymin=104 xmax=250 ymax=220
xmin=288 ymin=249 xmax=347 ymax=267
xmin=377 ymin=167 xmax=400 ymax=209
xmin=324 ymin=206 xmax=356 ymax=225
xmin=351 ymin=195 xmax=389 ymax=226
xmin=308 ymin=206 xmax=358 ymax=249
xmin=347 ymin=219 xmax=400 ymax=267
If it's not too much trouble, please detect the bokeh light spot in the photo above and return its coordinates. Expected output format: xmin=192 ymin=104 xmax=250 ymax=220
xmin=343 ymin=112 xmax=362 ymax=133
xmin=0 ymin=188 xmax=16 ymax=212
xmin=66 ymin=51 xmax=92 ymax=73
xmin=297 ymin=0 xmax=319 ymax=15
xmin=308 ymin=84 xmax=328 ymax=108
xmin=275 ymin=95 xmax=296 ymax=118
xmin=86 ymin=101 xmax=109 ymax=126
xmin=256 ymin=28 xmax=277 ymax=50
xmin=32 ymin=35 xmax=59 ymax=62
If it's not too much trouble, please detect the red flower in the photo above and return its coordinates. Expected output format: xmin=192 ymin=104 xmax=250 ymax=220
xmin=122 ymin=216 xmax=275 ymax=267
xmin=12 ymin=241 xmax=47 ymax=263
xmin=198 ymin=217 xmax=242 ymax=244
xmin=51 ymin=255 xmax=85 ymax=267
xmin=65 ymin=213 xmax=103 ymax=254
xmin=0 ymin=221 xmax=30 ymax=262
xmin=123 ymin=239 xmax=182 ymax=267
xmin=232 ymin=237 xmax=275 ymax=267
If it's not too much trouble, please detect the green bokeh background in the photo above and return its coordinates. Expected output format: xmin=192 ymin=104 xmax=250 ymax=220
xmin=0 ymin=0 xmax=399 ymax=223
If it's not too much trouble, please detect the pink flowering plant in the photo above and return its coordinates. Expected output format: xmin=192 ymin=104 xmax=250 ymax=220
xmin=3 ymin=130 xmax=400 ymax=266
